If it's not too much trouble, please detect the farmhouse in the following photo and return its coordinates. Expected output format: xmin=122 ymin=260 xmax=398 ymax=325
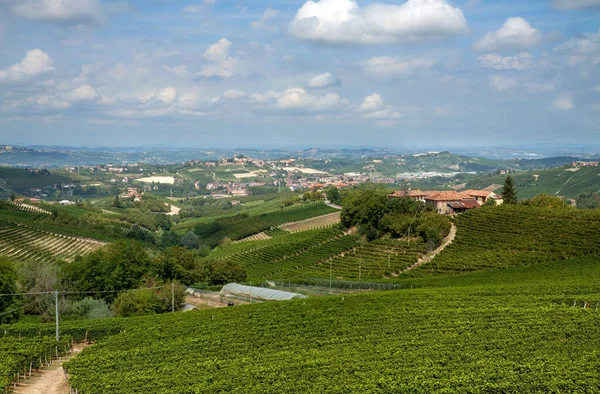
xmin=462 ymin=189 xmax=497 ymax=204
xmin=424 ymin=191 xmax=468 ymax=214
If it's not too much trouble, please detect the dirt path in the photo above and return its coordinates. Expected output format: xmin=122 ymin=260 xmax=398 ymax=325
xmin=14 ymin=344 xmax=86 ymax=394
xmin=399 ymin=222 xmax=457 ymax=274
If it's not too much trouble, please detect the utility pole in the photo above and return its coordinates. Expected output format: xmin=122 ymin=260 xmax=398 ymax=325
xmin=329 ymin=260 xmax=332 ymax=289
xmin=54 ymin=290 xmax=59 ymax=342
xmin=171 ymin=283 xmax=175 ymax=313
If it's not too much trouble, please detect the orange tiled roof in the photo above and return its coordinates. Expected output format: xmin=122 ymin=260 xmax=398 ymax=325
xmin=425 ymin=191 xmax=466 ymax=201
xmin=463 ymin=189 xmax=493 ymax=197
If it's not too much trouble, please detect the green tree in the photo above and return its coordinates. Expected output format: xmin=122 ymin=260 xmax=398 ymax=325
xmin=501 ymin=175 xmax=518 ymax=204
xmin=63 ymin=240 xmax=156 ymax=302
xmin=521 ymin=193 xmax=570 ymax=209
xmin=0 ymin=257 xmax=18 ymax=323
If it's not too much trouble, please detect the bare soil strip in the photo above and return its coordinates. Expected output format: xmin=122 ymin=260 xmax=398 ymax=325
xmin=398 ymin=223 xmax=457 ymax=275
xmin=14 ymin=344 xmax=87 ymax=394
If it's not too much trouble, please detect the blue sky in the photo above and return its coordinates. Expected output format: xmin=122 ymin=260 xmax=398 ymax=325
xmin=0 ymin=0 xmax=599 ymax=148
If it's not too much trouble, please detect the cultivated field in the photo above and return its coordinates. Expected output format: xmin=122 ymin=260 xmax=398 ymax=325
xmin=280 ymin=211 xmax=340 ymax=232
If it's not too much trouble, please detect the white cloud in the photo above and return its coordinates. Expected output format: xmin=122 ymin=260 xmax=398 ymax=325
xmin=222 ymin=89 xmax=246 ymax=99
xmin=204 ymin=38 xmax=231 ymax=62
xmin=69 ymin=85 xmax=98 ymax=101
xmin=251 ymin=7 xmax=279 ymax=30
xmin=551 ymin=96 xmax=574 ymax=111
xmin=594 ymin=85 xmax=600 ymax=92
xmin=7 ymin=0 xmax=103 ymax=25
xmin=289 ymin=0 xmax=467 ymax=45
xmin=0 ymin=49 xmax=54 ymax=83
xmin=163 ymin=65 xmax=188 ymax=77
xmin=360 ymin=56 xmax=436 ymax=76
xmin=552 ymin=0 xmax=600 ymax=9
xmin=478 ymin=52 xmax=535 ymax=70
xmin=358 ymin=93 xmax=403 ymax=121
xmin=26 ymin=95 xmax=71 ymax=109
xmin=554 ymin=30 xmax=600 ymax=68
xmin=248 ymin=87 xmax=348 ymax=112
xmin=275 ymin=87 xmax=342 ymax=110
xmin=307 ymin=72 xmax=340 ymax=88
xmin=197 ymin=38 xmax=238 ymax=78
xmin=489 ymin=75 xmax=517 ymax=91
xmin=473 ymin=17 xmax=544 ymax=52
xmin=183 ymin=0 xmax=215 ymax=13
xmin=359 ymin=93 xmax=385 ymax=112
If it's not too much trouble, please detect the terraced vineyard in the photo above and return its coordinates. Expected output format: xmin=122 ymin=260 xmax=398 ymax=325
xmin=257 ymin=201 xmax=339 ymax=228
xmin=0 ymin=336 xmax=71 ymax=392
xmin=206 ymin=228 xmax=361 ymax=282
xmin=0 ymin=225 xmax=105 ymax=263
xmin=7 ymin=202 xmax=51 ymax=215
xmin=414 ymin=205 xmax=600 ymax=276
xmin=52 ymin=256 xmax=600 ymax=393
xmin=305 ymin=238 xmax=427 ymax=281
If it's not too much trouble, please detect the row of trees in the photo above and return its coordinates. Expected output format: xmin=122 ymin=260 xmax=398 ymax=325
xmin=0 ymin=240 xmax=247 ymax=323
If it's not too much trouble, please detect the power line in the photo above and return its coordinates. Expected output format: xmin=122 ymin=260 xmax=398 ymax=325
xmin=0 ymin=294 xmax=54 ymax=318
xmin=0 ymin=286 xmax=167 ymax=297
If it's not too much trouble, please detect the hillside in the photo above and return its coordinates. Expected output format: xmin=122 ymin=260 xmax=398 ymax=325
xmin=2 ymin=256 xmax=593 ymax=393
xmin=464 ymin=165 xmax=600 ymax=199
xmin=407 ymin=204 xmax=600 ymax=277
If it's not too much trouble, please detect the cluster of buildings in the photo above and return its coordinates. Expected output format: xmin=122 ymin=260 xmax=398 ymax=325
xmin=389 ymin=189 xmax=503 ymax=214
xmin=571 ymin=161 xmax=599 ymax=168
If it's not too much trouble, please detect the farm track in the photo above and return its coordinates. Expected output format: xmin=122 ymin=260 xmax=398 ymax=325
xmin=14 ymin=344 xmax=87 ymax=394
xmin=398 ymin=223 xmax=457 ymax=274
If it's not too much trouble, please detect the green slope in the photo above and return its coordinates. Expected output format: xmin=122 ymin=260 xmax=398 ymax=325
xmin=52 ymin=256 xmax=600 ymax=393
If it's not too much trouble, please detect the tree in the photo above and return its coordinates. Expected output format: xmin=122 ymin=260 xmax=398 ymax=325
xmin=0 ymin=257 xmax=18 ymax=323
xmin=501 ymin=175 xmax=518 ymax=204
xmin=521 ymin=193 xmax=569 ymax=209
xmin=62 ymin=240 xmax=156 ymax=302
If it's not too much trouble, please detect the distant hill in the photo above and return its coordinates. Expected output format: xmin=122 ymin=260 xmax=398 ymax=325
xmin=465 ymin=164 xmax=600 ymax=199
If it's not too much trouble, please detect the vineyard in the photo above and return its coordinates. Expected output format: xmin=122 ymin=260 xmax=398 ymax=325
xmin=412 ymin=205 xmax=600 ymax=276
xmin=257 ymin=201 xmax=339 ymax=228
xmin=0 ymin=336 xmax=71 ymax=392
xmin=0 ymin=225 xmax=105 ymax=263
xmin=51 ymin=255 xmax=600 ymax=393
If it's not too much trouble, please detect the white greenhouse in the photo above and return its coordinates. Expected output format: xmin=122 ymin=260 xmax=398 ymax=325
xmin=220 ymin=283 xmax=307 ymax=301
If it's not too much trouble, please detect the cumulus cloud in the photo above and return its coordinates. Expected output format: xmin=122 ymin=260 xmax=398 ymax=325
xmin=222 ymin=89 xmax=246 ymax=99
xmin=251 ymin=7 xmax=279 ymax=30
xmin=474 ymin=17 xmax=544 ymax=52
xmin=489 ymin=75 xmax=517 ymax=91
xmin=69 ymin=85 xmax=98 ymax=101
xmin=307 ymin=72 xmax=340 ymax=88
xmin=551 ymin=96 xmax=574 ymax=111
xmin=197 ymin=38 xmax=237 ymax=78
xmin=478 ymin=52 xmax=535 ymax=70
xmin=0 ymin=49 xmax=54 ymax=83
xmin=6 ymin=0 xmax=103 ymax=25
xmin=552 ymin=0 xmax=600 ymax=9
xmin=360 ymin=56 xmax=436 ymax=76
xmin=248 ymin=87 xmax=347 ymax=112
xmin=289 ymin=0 xmax=467 ymax=45
xmin=358 ymin=93 xmax=403 ymax=120
xmin=594 ymin=85 xmax=600 ymax=92
xmin=275 ymin=87 xmax=342 ymax=110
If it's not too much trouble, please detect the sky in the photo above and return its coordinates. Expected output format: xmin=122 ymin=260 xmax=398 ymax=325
xmin=0 ymin=0 xmax=599 ymax=148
